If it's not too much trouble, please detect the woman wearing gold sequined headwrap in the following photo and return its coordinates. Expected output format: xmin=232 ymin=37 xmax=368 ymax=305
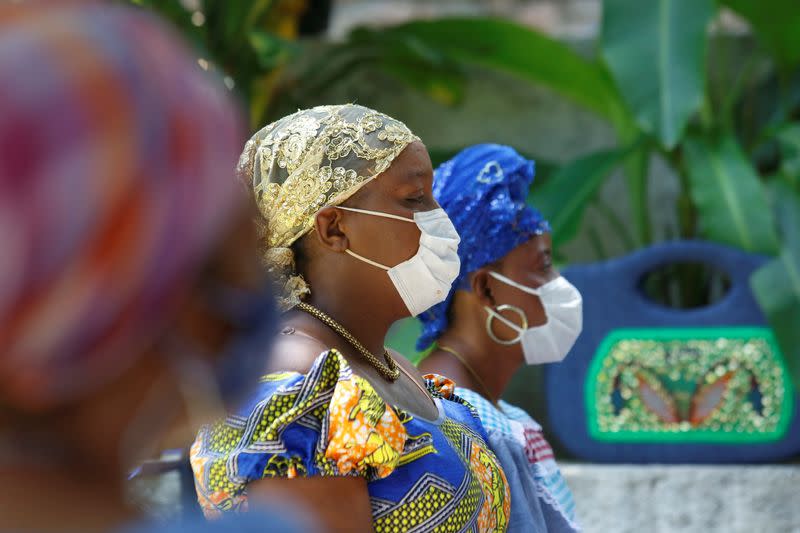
xmin=191 ymin=104 xmax=512 ymax=532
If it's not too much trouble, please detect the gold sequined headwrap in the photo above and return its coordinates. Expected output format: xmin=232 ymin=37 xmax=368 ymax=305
xmin=237 ymin=104 xmax=420 ymax=310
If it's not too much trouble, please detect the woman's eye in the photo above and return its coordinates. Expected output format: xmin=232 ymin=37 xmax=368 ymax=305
xmin=407 ymin=196 xmax=425 ymax=204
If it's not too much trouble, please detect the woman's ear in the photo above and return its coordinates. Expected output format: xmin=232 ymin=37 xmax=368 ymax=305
xmin=470 ymin=268 xmax=496 ymax=307
xmin=314 ymin=206 xmax=349 ymax=252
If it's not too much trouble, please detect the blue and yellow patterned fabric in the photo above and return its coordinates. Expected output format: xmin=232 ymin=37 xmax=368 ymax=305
xmin=191 ymin=350 xmax=511 ymax=532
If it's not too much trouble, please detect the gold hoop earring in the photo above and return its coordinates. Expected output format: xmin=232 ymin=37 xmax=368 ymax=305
xmin=485 ymin=304 xmax=528 ymax=345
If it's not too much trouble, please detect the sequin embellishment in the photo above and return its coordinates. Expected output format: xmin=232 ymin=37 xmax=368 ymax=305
xmin=587 ymin=327 xmax=793 ymax=443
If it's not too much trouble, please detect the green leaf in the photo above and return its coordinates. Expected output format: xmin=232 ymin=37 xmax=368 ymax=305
xmin=601 ymin=0 xmax=715 ymax=148
xmin=381 ymin=18 xmax=625 ymax=122
xmin=248 ymin=31 xmax=297 ymax=70
xmin=532 ymin=146 xmax=632 ymax=246
xmin=684 ymin=135 xmax=779 ymax=253
xmin=216 ymin=0 xmax=261 ymax=47
xmin=777 ymin=123 xmax=800 ymax=182
xmin=385 ymin=318 xmax=430 ymax=365
xmin=768 ymin=181 xmax=800 ymax=255
xmin=721 ymin=0 xmax=800 ymax=69
xmin=751 ymin=257 xmax=800 ymax=387
xmin=382 ymin=63 xmax=465 ymax=106
xmin=346 ymin=29 xmax=467 ymax=105
xmin=777 ymin=123 xmax=800 ymax=150
xmin=751 ymin=182 xmax=800 ymax=387
xmin=622 ymin=139 xmax=653 ymax=245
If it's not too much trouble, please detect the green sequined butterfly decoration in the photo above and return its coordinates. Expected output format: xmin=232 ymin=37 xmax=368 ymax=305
xmin=588 ymin=328 xmax=792 ymax=443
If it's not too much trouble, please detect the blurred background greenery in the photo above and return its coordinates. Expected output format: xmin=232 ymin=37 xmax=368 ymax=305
xmin=126 ymin=0 xmax=800 ymax=393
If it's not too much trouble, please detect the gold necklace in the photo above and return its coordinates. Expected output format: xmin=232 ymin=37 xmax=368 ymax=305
xmin=296 ymin=302 xmax=400 ymax=381
xmin=438 ymin=344 xmax=500 ymax=407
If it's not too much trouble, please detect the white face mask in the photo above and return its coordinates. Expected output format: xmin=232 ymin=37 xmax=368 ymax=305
xmin=485 ymin=271 xmax=583 ymax=365
xmin=338 ymin=206 xmax=461 ymax=316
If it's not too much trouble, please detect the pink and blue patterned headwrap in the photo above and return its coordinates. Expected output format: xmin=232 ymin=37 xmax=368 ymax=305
xmin=0 ymin=2 xmax=245 ymax=409
xmin=417 ymin=144 xmax=551 ymax=350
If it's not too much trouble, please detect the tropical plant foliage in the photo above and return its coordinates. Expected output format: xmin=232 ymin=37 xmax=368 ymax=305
xmin=125 ymin=0 xmax=315 ymax=127
xmin=130 ymin=0 xmax=800 ymax=385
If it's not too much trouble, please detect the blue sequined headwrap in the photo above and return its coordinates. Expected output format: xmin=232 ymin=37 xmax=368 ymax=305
xmin=416 ymin=144 xmax=551 ymax=350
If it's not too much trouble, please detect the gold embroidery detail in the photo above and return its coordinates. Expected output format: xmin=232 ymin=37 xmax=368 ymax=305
xmin=238 ymin=104 xmax=419 ymax=310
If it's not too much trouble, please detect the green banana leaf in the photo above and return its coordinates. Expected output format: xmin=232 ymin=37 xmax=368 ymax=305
xmin=348 ymin=29 xmax=468 ymax=106
xmin=621 ymin=141 xmax=652 ymax=245
xmin=249 ymin=31 xmax=298 ymax=70
xmin=531 ymin=145 xmax=632 ymax=247
xmin=684 ymin=135 xmax=780 ymax=254
xmin=722 ymin=0 xmax=800 ymax=69
xmin=751 ymin=182 xmax=800 ymax=387
xmin=386 ymin=318 xmax=428 ymax=365
xmin=777 ymin=124 xmax=800 ymax=187
xmin=601 ymin=0 xmax=715 ymax=148
xmin=379 ymin=18 xmax=626 ymax=123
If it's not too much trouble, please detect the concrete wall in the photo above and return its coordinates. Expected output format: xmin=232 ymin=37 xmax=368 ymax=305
xmin=329 ymin=0 xmax=601 ymax=40
xmin=129 ymin=464 xmax=800 ymax=531
xmin=562 ymin=463 xmax=800 ymax=533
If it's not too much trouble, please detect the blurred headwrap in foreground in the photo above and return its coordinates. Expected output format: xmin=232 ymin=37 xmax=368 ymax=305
xmin=417 ymin=144 xmax=551 ymax=350
xmin=237 ymin=104 xmax=419 ymax=310
xmin=0 ymin=2 xmax=245 ymax=409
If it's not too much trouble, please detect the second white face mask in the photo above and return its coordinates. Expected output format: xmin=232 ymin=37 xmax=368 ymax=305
xmin=486 ymin=271 xmax=583 ymax=365
xmin=339 ymin=206 xmax=461 ymax=316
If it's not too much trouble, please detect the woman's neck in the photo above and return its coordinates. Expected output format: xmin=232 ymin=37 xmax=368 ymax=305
xmin=433 ymin=306 xmax=523 ymax=403
xmin=303 ymin=282 xmax=401 ymax=358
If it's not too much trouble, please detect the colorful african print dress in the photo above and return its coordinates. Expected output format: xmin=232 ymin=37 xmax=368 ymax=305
xmin=191 ymin=350 xmax=511 ymax=532
xmin=456 ymin=388 xmax=579 ymax=533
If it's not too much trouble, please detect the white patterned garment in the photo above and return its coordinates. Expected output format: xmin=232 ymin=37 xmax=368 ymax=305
xmin=457 ymin=388 xmax=580 ymax=533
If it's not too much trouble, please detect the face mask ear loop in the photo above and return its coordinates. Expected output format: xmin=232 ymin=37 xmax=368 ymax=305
xmin=337 ymin=206 xmax=416 ymax=223
xmin=484 ymin=304 xmax=528 ymax=345
xmin=489 ymin=271 xmax=543 ymax=296
xmin=345 ymin=248 xmax=391 ymax=271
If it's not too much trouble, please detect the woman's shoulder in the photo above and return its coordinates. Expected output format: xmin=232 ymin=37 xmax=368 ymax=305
xmin=497 ymin=399 xmax=542 ymax=430
xmin=232 ymin=347 xmax=352 ymax=417
xmin=450 ymin=386 xmax=520 ymax=436
xmin=191 ymin=348 xmax=408 ymax=517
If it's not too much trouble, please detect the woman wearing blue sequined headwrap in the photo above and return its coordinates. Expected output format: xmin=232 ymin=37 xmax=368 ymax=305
xmin=418 ymin=144 xmax=582 ymax=532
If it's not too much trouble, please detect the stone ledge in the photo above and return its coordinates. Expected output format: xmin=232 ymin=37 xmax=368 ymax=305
xmin=560 ymin=463 xmax=800 ymax=533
